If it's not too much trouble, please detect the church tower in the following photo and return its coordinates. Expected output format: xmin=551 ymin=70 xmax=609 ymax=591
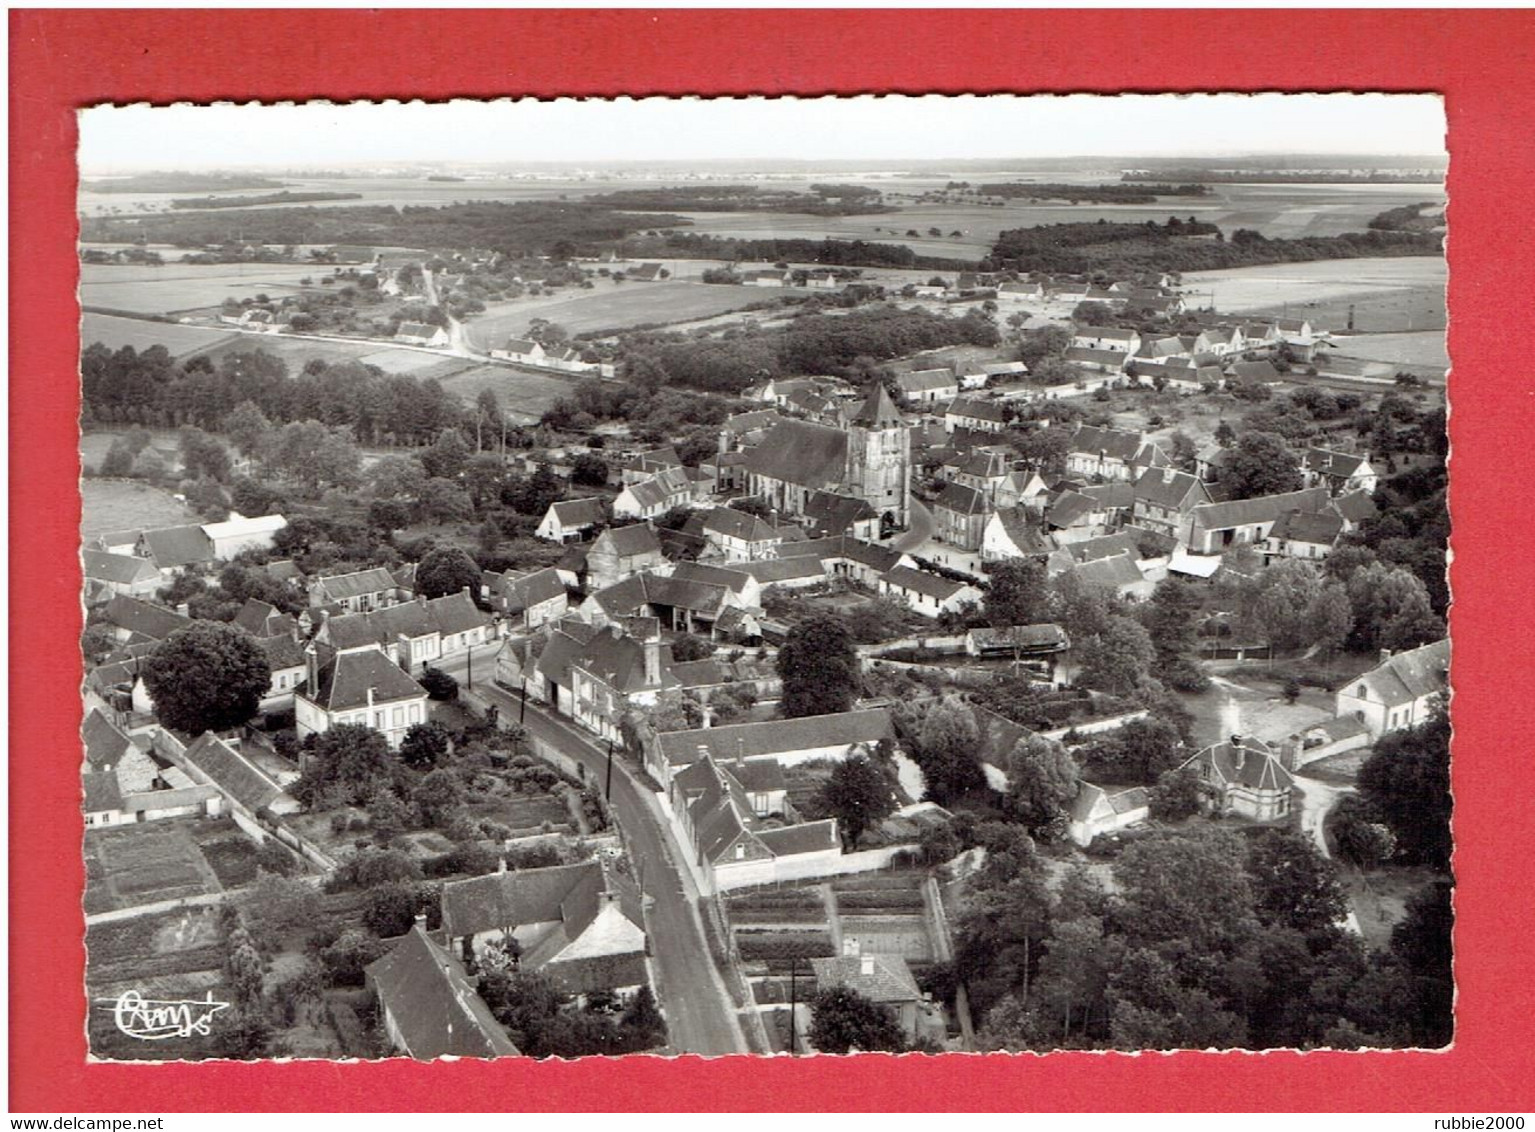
xmin=844 ymin=382 xmax=911 ymax=531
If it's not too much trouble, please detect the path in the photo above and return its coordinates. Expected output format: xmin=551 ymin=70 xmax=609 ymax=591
xmin=460 ymin=674 xmax=751 ymax=1056
xmin=890 ymin=494 xmax=935 ymax=552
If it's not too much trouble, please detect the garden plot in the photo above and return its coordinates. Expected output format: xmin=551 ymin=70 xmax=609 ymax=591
xmin=830 ymin=874 xmax=935 ymax=963
xmin=84 ymin=820 xmax=254 ymax=915
xmin=80 ymin=476 xmax=197 ymax=537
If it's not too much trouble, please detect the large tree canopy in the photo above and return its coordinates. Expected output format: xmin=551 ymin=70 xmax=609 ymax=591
xmin=807 ymin=986 xmax=907 ymax=1054
xmin=414 ymin=546 xmax=483 ymax=601
xmin=141 ymin=620 xmax=271 ymax=735
xmin=816 ymin=751 xmax=898 ymax=851
xmin=776 ymin=615 xmax=859 ymax=718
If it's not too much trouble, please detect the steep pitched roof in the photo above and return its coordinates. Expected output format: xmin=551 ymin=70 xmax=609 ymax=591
xmin=659 ymin=710 xmax=894 ymax=768
xmin=1305 ymin=447 xmax=1370 ymax=478
xmin=258 ymin=633 xmax=307 ymax=672
xmin=1355 ymin=638 xmax=1449 ymax=708
xmin=1074 ymin=553 xmax=1146 ymax=591
xmin=1333 ymin=490 xmax=1379 ymax=524
xmin=703 ymin=507 xmax=781 ymax=544
xmin=82 ymin=550 xmax=159 ymax=586
xmin=802 ymin=492 xmax=878 ymax=536
xmin=503 ymin=567 xmax=566 ymax=613
xmin=100 ymin=595 xmax=190 ymax=641
xmin=811 ymin=954 xmax=920 ymax=1003
xmin=742 ymin=418 xmax=850 ymax=490
xmin=83 ymin=770 xmax=126 ymax=814
xmin=1046 ymin=490 xmax=1098 ymax=529
xmin=180 ymin=732 xmax=289 ymax=813
xmin=882 ymin=565 xmax=967 ymax=601
xmin=441 ymin=860 xmax=609 ymax=938
xmin=895 ymin=369 xmax=957 ymax=395
xmin=1133 ymin=467 xmax=1210 ymax=511
xmin=314 ymin=567 xmax=397 ymax=601
xmin=595 ymin=522 xmax=664 ymax=560
xmin=365 ymin=925 xmax=520 ymax=1059
xmin=987 ymin=508 xmax=1054 ymax=557
xmin=946 ymin=397 xmax=1009 ymax=424
xmin=548 ymin=497 xmax=608 ymax=528
xmin=1268 ymin=508 xmax=1345 ymax=546
xmin=1071 ymin=424 xmax=1145 ymax=464
xmin=140 ymin=525 xmax=215 ymax=569
xmin=934 ymin=481 xmax=988 ymax=517
xmin=425 ymin=591 xmax=489 ymax=636
xmin=83 ymin=708 xmax=134 ymax=770
xmin=304 ymin=647 xmax=426 ymax=712
xmin=756 ymin=820 xmax=839 ymax=856
xmin=1191 ymin=486 xmax=1331 ymax=532
xmin=1185 ymin=735 xmax=1294 ymax=794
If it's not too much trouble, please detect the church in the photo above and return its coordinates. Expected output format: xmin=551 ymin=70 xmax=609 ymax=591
xmin=740 ymin=383 xmax=912 ymax=534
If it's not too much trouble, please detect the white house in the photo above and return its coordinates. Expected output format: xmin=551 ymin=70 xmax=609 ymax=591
xmin=535 ymin=497 xmax=608 ymax=543
xmin=201 ymin=513 xmax=288 ymax=560
xmin=294 ymin=642 xmax=430 ymax=750
xmin=395 ymin=321 xmax=450 ymax=347
xmin=1334 ymin=638 xmax=1449 ymax=740
xmin=877 ymin=565 xmax=983 ymax=619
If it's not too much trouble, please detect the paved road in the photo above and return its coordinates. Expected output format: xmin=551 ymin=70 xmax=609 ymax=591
xmin=890 ymin=494 xmax=935 ymax=552
xmin=439 ymin=655 xmax=750 ymax=1056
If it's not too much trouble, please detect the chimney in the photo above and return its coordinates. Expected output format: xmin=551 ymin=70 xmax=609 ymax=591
xmin=496 ymin=856 xmax=507 ymax=875
xmin=304 ymin=641 xmax=319 ymax=693
xmin=644 ymin=627 xmax=662 ymax=687
xmin=1230 ymin=735 xmax=1245 ymax=771
xmin=414 ymin=912 xmax=427 ymax=928
xmin=416 ymin=592 xmax=427 ymax=607
xmin=861 ymin=956 xmax=876 ymax=977
xmin=367 ymin=686 xmax=376 ymax=711
xmin=176 ymin=603 xmax=190 ymax=618
xmin=1162 ymin=467 xmax=1175 ymax=484
xmin=1379 ymin=648 xmax=1394 ymax=663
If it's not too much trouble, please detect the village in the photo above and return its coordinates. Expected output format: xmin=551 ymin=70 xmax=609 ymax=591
xmin=77 ymin=144 xmax=1450 ymax=1058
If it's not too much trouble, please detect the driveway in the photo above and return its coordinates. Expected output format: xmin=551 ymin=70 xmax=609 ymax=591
xmin=467 ymin=678 xmax=751 ymax=1056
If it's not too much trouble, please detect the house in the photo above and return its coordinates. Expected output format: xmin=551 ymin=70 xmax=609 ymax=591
xmin=1071 ymin=327 xmax=1141 ymax=354
xmin=586 ymin=523 xmax=666 ymax=592
xmin=801 ymin=491 xmax=881 ymax=541
xmin=366 ymin=923 xmax=521 ymax=1059
xmin=440 ymin=859 xmax=650 ymax=1000
xmin=492 ymin=337 xmax=545 ymax=364
xmin=981 ymin=507 xmax=1055 ymax=563
xmin=1043 ymin=489 xmax=1107 ymax=544
xmin=256 ymin=632 xmax=308 ymax=712
xmin=1302 ymin=447 xmax=1379 ymax=495
xmin=82 ymin=550 xmax=161 ymax=604
xmin=811 ymin=953 xmax=924 ymax=1042
xmin=743 ymin=384 xmax=911 ymax=533
xmin=895 ymin=368 xmax=960 ymax=404
xmin=569 ymin=620 xmax=673 ymax=742
xmin=294 ymin=642 xmax=430 ymax=749
xmin=1066 ymin=425 xmax=1168 ymax=483
xmin=668 ymin=750 xmax=841 ymax=891
xmin=233 ymin=598 xmax=300 ymax=640
xmin=1063 ymin=347 xmax=1130 ymax=374
xmin=490 ymin=567 xmax=569 ymax=631
xmin=613 ymin=467 xmax=693 ymax=521
xmin=965 ymin=623 xmax=1069 ymax=659
xmin=647 ymin=709 xmax=896 ymax=790
xmin=628 ymin=262 xmax=666 ymax=282
xmin=1194 ymin=444 xmax=1233 ymax=483
xmin=1067 ymin=783 xmax=1150 ymax=847
xmin=308 ymin=566 xmax=402 ymax=614
xmin=1335 ymin=638 xmax=1449 ymax=740
xmin=701 ymin=507 xmax=786 ymax=562
xmin=1226 ymin=359 xmax=1283 ymax=385
xmin=995 ymin=281 xmax=1044 ymax=306
xmin=201 ymin=514 xmax=288 ymax=559
xmin=943 ymin=397 xmax=1009 ymax=434
xmin=535 ymin=497 xmax=608 ymax=543
xmin=1131 ymin=467 xmax=1213 ymax=541
xmin=877 ymin=565 xmax=982 ymax=619
xmin=317 ymin=590 xmax=493 ymax=672
xmin=931 ymin=481 xmax=990 ymax=551
xmin=394 ymin=321 xmax=450 ymax=347
xmin=136 ymin=525 xmax=216 ymax=577
xmin=1179 ymin=734 xmax=1295 ymax=821
xmin=1072 ymin=552 xmax=1155 ymax=602
xmin=160 ymin=730 xmax=301 ymax=825
xmin=743 ymin=268 xmax=791 ymax=287
xmin=97 ymin=594 xmax=190 ymax=645
xmin=1183 ymin=486 xmax=1332 ymax=555
xmin=1262 ymin=508 xmax=1345 ymax=563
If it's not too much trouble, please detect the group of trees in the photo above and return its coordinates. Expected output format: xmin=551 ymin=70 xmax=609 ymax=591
xmin=476 ymin=969 xmax=666 ymax=1057
xmin=948 ymin=825 xmax=1450 ymax=1051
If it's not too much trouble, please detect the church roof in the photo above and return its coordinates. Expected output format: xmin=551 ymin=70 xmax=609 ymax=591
xmin=742 ymin=418 xmax=849 ymax=492
xmin=848 ymin=381 xmax=905 ymax=428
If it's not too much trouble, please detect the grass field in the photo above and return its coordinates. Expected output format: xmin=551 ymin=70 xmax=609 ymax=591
xmin=80 ymin=312 xmax=237 ymax=357
xmin=464 ymin=280 xmax=782 ymax=348
xmin=80 ymin=476 xmax=197 ymax=538
xmin=183 ymin=333 xmax=472 ymax=382
xmin=84 ymin=820 xmax=257 ymax=915
xmin=435 ymin=364 xmax=578 ymax=423
xmin=80 ymin=262 xmax=327 ymax=315
xmin=1329 ymin=330 xmax=1450 ymax=370
xmin=1179 ymin=256 xmax=1446 ymax=333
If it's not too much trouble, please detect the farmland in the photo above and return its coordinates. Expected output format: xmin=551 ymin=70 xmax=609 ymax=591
xmin=80 ymin=262 xmax=327 ymax=316
xmin=1329 ymin=330 xmax=1450 ymax=370
xmin=84 ymin=819 xmax=260 ymax=915
xmin=1177 ymin=256 xmax=1446 ymax=332
xmin=80 ymin=476 xmax=197 ymax=538
xmin=80 ymin=312 xmax=237 ymax=357
xmin=464 ymin=280 xmax=786 ymax=348
xmin=434 ymin=365 xmax=582 ymax=424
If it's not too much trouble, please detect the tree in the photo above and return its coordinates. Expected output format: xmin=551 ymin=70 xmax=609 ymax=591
xmin=363 ymin=882 xmax=424 ymax=939
xmin=294 ymin=724 xmax=395 ymax=809
xmin=399 ymin=721 xmax=451 ymax=769
xmin=914 ymin=695 xmax=987 ymax=804
xmin=1390 ymin=880 xmax=1454 ymax=1047
xmin=1214 ymin=420 xmax=1236 ymax=449
xmin=415 ymin=546 xmax=481 ymax=600
xmin=983 ymin=558 xmax=1046 ymax=628
xmin=1222 ymin=432 xmax=1302 ymax=500
xmin=776 ymin=615 xmax=859 ymax=718
xmin=807 ymin=986 xmax=907 ymax=1054
xmin=1247 ymin=830 xmax=1347 ymax=933
xmin=1075 ymin=616 xmax=1154 ymax=695
xmin=1147 ymin=766 xmax=1202 ymax=821
xmin=1112 ymin=828 xmax=1259 ymax=963
xmin=1005 ymin=735 xmax=1080 ymax=837
xmin=570 ymin=453 xmax=609 ymax=487
xmin=414 ymin=767 xmax=464 ymax=827
xmin=99 ymin=441 xmax=134 ymax=477
xmin=463 ymin=454 xmax=507 ymax=509
xmin=1252 ymin=559 xmax=1327 ymax=652
xmin=223 ymin=401 xmax=273 ymax=457
xmin=1357 ymin=703 xmax=1451 ymax=867
xmin=1080 ymin=718 xmax=1183 ymax=785
xmin=241 ymin=872 xmax=322 ymax=950
xmin=421 ymin=427 xmax=472 ymax=481
xmin=179 ymin=426 xmax=232 ymax=482
xmin=417 ymin=477 xmax=473 ymax=522
xmin=1142 ymin=579 xmax=1208 ymax=691
xmin=367 ymin=454 xmax=427 ymax=501
xmin=817 ymin=752 xmax=897 ymax=851
xmin=141 ymin=621 xmax=270 ymax=735
xmin=1330 ymin=796 xmax=1397 ymax=868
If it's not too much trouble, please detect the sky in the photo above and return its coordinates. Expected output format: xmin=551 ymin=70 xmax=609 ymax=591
xmin=78 ymin=94 xmax=1446 ymax=171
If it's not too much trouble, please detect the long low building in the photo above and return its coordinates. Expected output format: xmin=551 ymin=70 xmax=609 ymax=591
xmin=645 ymin=708 xmax=896 ymax=790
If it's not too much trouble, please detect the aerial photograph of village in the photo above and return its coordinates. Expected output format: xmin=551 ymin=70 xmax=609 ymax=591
xmin=76 ymin=94 xmax=1450 ymax=1060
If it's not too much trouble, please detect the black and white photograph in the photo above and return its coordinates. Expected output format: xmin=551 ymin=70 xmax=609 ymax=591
xmin=75 ymin=93 xmax=1450 ymax=1062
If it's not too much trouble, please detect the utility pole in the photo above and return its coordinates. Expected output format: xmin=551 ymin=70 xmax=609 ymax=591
xmin=466 ymin=643 xmax=473 ymax=690
xmin=605 ymin=738 xmax=615 ymax=801
xmin=519 ymin=676 xmax=528 ymax=724
xmin=788 ymin=956 xmax=799 ymax=1055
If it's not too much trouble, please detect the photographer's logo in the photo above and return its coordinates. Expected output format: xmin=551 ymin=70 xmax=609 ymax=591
xmin=110 ymin=990 xmax=230 ymax=1040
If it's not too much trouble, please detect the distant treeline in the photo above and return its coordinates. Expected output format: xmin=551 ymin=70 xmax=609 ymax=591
xmin=80 ymin=201 xmax=690 ymax=259
xmin=81 ymin=341 xmax=468 ymax=445
xmin=171 ymin=191 xmax=364 ymax=210
xmin=616 ymin=303 xmax=1000 ymax=395
xmin=1367 ymin=202 xmax=1446 ymax=232
xmin=83 ymin=172 xmax=288 ymax=194
xmin=635 ymin=231 xmax=975 ymax=271
xmin=977 ymin=182 xmax=1213 ymax=203
xmin=1122 ymin=169 xmax=1444 ymax=184
xmin=584 ymin=183 xmax=894 ymax=216
xmin=988 ymin=217 xmax=1442 ymax=275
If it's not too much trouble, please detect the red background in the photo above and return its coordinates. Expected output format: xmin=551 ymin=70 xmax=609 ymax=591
xmin=10 ymin=8 xmax=1533 ymax=1112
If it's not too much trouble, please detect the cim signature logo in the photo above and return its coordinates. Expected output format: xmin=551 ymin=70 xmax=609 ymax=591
xmin=111 ymin=990 xmax=231 ymax=1041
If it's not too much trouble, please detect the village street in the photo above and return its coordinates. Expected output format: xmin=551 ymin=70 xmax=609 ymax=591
xmin=434 ymin=648 xmax=752 ymax=1056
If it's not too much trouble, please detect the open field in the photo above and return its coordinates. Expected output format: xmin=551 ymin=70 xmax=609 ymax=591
xmin=80 ymin=476 xmax=197 ymax=538
xmin=80 ymin=262 xmax=327 ymax=315
xmin=464 ymin=280 xmax=785 ymax=348
xmin=184 ymin=333 xmax=472 ymax=381
xmin=1329 ymin=330 xmax=1449 ymax=370
xmin=80 ymin=312 xmax=238 ymax=357
xmin=1179 ymin=256 xmax=1446 ymax=333
xmin=85 ymin=819 xmax=259 ymax=915
xmin=435 ymin=365 xmax=579 ymax=423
